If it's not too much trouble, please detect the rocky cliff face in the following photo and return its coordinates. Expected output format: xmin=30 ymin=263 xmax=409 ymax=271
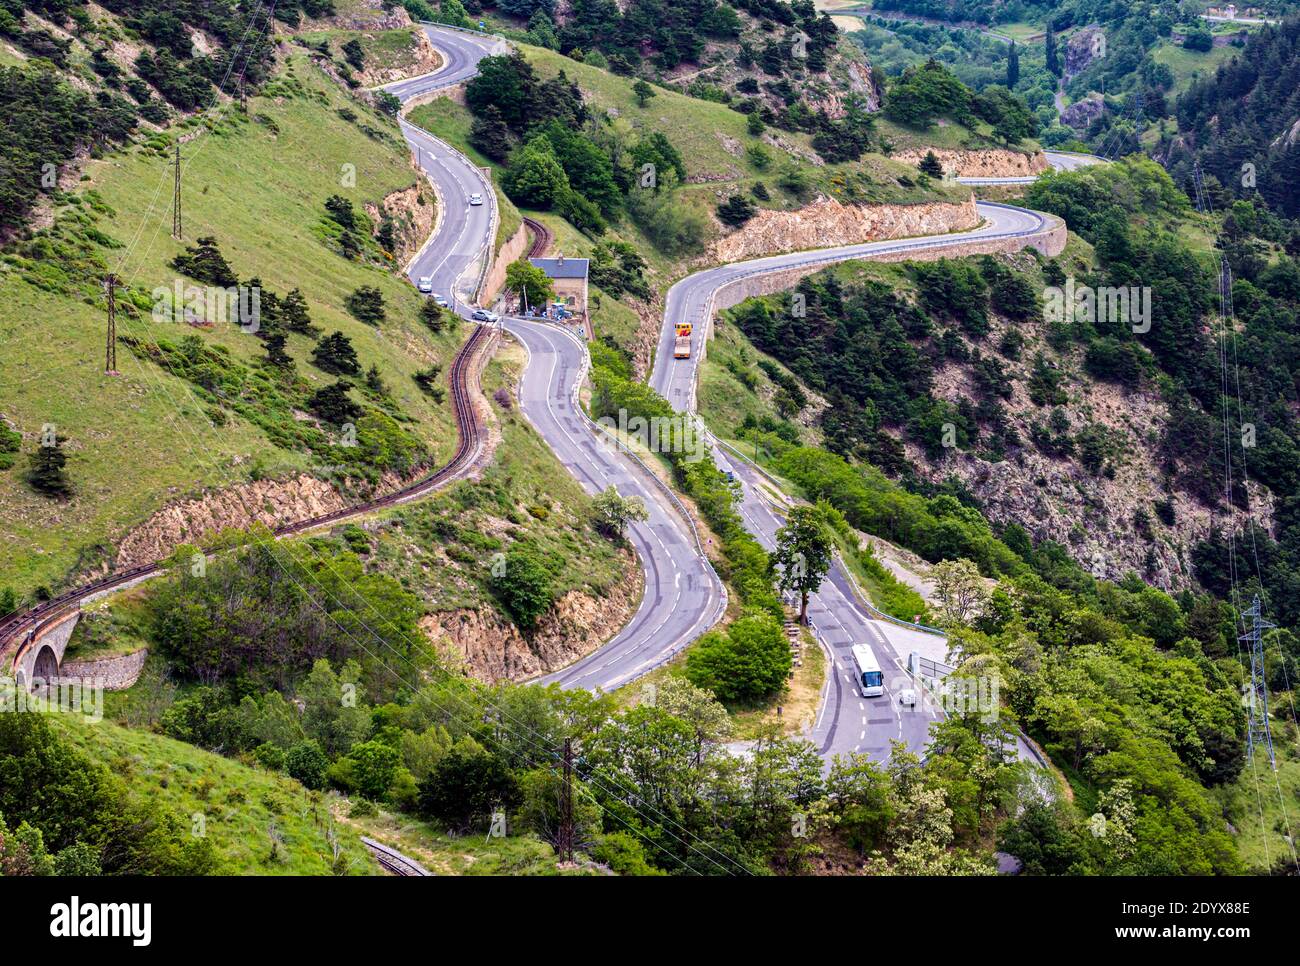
xmin=355 ymin=25 xmax=442 ymax=87
xmin=896 ymin=264 xmax=1271 ymax=590
xmin=705 ymin=196 xmax=980 ymax=264
xmin=811 ymin=58 xmax=881 ymax=118
xmin=113 ymin=474 xmax=349 ymax=568
xmin=420 ymin=555 xmax=642 ymax=683
xmin=891 ymin=148 xmax=1049 ymax=179
xmin=304 ymin=4 xmax=413 ymax=31
xmin=1061 ymin=94 xmax=1105 ymax=131
xmin=1065 ymin=25 xmax=1107 ymax=77
xmin=365 ymin=182 xmax=436 ymax=268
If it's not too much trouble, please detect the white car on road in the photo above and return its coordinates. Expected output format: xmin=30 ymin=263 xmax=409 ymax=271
xmin=469 ymin=193 xmax=483 ymax=206
xmin=417 ymin=276 xmax=434 ymax=293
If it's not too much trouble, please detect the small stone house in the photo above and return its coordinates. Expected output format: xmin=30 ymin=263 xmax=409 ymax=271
xmin=529 ymin=254 xmax=589 ymax=314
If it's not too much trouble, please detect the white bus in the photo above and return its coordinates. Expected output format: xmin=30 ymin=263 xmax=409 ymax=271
xmin=851 ymin=644 xmax=885 ymax=697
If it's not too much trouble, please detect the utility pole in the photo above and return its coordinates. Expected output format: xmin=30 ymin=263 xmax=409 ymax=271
xmin=1241 ymin=595 xmax=1277 ymax=769
xmin=558 ymin=737 xmax=574 ymax=864
xmin=105 ymin=273 xmax=119 ymax=376
xmin=172 ymin=142 xmax=182 ymax=241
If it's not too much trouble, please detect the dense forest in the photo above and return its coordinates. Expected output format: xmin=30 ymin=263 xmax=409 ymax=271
xmin=1172 ymin=16 xmax=1300 ymax=218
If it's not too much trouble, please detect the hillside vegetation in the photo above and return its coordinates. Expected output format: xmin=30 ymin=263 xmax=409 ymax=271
xmin=0 ymin=52 xmax=462 ymax=599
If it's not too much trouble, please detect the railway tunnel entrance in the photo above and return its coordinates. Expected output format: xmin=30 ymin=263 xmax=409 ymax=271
xmin=31 ymin=643 xmax=59 ymax=686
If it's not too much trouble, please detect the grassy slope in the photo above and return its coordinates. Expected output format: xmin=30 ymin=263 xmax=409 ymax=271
xmin=0 ymin=53 xmax=462 ymax=596
xmin=298 ymin=26 xmax=429 ymax=79
xmin=1151 ymin=39 xmax=1240 ymax=95
xmin=518 ymin=42 xmax=967 ymax=208
xmin=368 ymin=346 xmax=628 ymax=613
xmin=69 ymin=347 xmax=628 ymax=663
xmin=1216 ymin=735 xmax=1300 ymax=872
xmin=54 ymin=714 xmax=379 ymax=875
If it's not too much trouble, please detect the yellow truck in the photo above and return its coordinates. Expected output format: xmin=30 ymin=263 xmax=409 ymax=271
xmin=674 ymin=321 xmax=692 ymax=359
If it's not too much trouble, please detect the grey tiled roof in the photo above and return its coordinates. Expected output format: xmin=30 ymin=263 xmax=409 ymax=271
xmin=530 ymin=257 xmax=589 ymax=279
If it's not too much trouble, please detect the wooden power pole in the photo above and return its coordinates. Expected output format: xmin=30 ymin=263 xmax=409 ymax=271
xmin=172 ymin=142 xmax=182 ymax=241
xmin=105 ymin=273 xmax=119 ymax=376
xmin=559 ymin=737 xmax=574 ymax=864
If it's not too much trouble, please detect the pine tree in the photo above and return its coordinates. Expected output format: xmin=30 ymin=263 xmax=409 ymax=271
xmin=171 ymin=236 xmax=238 ymax=287
xmin=308 ymin=381 xmax=361 ymax=425
xmin=1045 ymin=27 xmax=1060 ymax=77
xmin=919 ymin=150 xmax=944 ymax=178
xmin=420 ymin=298 xmax=448 ymax=333
xmin=468 ymin=105 xmax=515 ymax=164
xmin=281 ymin=288 xmax=316 ymax=334
xmin=1007 ymin=41 xmax=1020 ymax=87
xmin=311 ymin=331 xmax=360 ymax=375
xmin=28 ymin=433 xmax=71 ymax=499
xmin=264 ymin=332 xmax=293 ymax=369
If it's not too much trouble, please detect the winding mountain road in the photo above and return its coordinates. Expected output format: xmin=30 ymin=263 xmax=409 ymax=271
xmin=388 ymin=27 xmax=728 ymax=691
xmin=650 ymin=201 xmax=1064 ymax=761
xmin=505 ymin=320 xmax=726 ymax=691
xmin=392 ymin=27 xmax=1078 ymax=766
xmin=381 ymin=26 xmax=504 ymax=309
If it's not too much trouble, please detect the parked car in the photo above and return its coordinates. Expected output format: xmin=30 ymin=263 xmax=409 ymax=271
xmin=470 ymin=309 xmax=499 ymax=322
xmin=469 ymin=193 xmax=483 ymax=206
xmin=433 ymin=294 xmax=449 ymax=308
xmin=416 ymin=276 xmax=433 ymax=293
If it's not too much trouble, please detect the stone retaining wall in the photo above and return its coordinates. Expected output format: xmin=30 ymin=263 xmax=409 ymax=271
xmin=707 ymin=212 xmax=1067 ymax=318
xmin=481 ymin=220 xmax=529 ymax=305
xmin=60 ymin=648 xmax=149 ymax=691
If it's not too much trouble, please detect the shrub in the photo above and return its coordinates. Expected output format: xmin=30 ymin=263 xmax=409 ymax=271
xmin=684 ymin=611 xmax=791 ymax=702
xmin=491 ymin=549 xmax=553 ymax=629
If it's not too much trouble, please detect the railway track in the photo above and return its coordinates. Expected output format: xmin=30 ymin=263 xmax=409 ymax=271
xmin=0 ymin=322 xmax=495 ymax=669
xmin=361 ymin=837 xmax=431 ymax=877
xmin=521 ymin=215 xmax=552 ymax=259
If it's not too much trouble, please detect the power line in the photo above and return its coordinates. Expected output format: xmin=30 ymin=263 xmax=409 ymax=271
xmin=559 ymin=736 xmax=575 ymax=865
xmin=1192 ymin=160 xmax=1298 ymax=871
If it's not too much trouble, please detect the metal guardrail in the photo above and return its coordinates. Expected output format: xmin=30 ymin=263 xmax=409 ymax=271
xmin=416 ymin=20 xmax=507 ymax=41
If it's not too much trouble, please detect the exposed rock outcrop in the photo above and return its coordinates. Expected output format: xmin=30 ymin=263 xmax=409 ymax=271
xmin=900 ymin=298 xmax=1274 ymax=590
xmin=305 ymin=5 xmax=413 ymax=31
xmin=365 ymin=182 xmax=435 ymax=267
xmin=891 ymin=148 xmax=1049 ymax=179
xmin=706 ymin=196 xmax=980 ymax=264
xmin=355 ymin=25 xmax=442 ymax=87
xmin=1065 ymin=25 xmax=1107 ymax=77
xmin=1061 ymin=93 xmax=1105 ymax=130
xmin=114 ymin=474 xmax=350 ymax=568
xmin=421 ymin=555 xmax=643 ymax=683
